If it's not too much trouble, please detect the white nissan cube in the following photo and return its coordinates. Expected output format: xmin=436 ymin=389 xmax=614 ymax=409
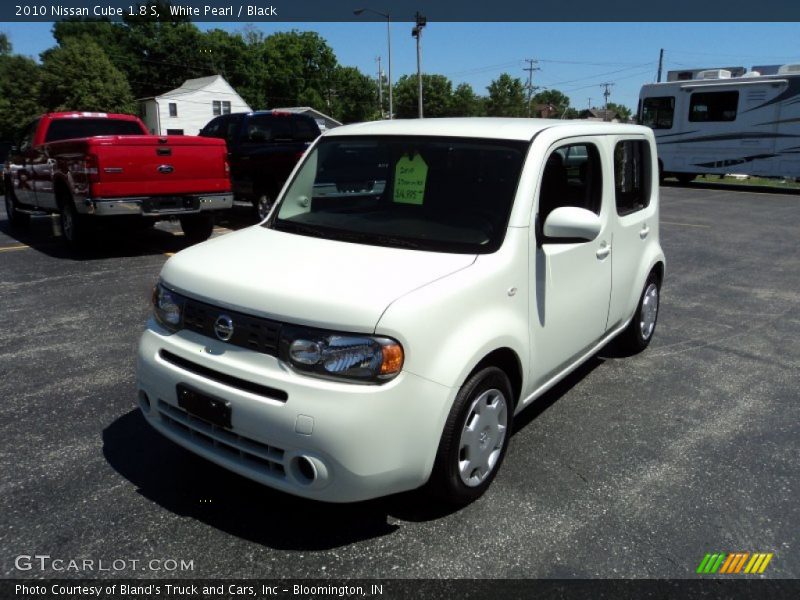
xmin=137 ymin=118 xmax=665 ymax=505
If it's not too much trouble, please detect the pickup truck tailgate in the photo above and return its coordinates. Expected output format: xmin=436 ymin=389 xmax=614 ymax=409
xmin=67 ymin=135 xmax=229 ymax=198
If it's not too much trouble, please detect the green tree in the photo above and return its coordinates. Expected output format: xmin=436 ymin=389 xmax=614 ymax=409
xmin=0 ymin=53 xmax=43 ymax=141
xmin=486 ymin=73 xmax=526 ymax=117
xmin=260 ymin=30 xmax=337 ymax=108
xmin=330 ymin=66 xmax=377 ymax=123
xmin=450 ymin=83 xmax=484 ymax=117
xmin=607 ymin=102 xmax=633 ymax=122
xmin=0 ymin=32 xmax=11 ymax=56
xmin=393 ymin=74 xmax=455 ymax=118
xmin=39 ymin=38 xmax=135 ymax=112
xmin=532 ymin=89 xmax=571 ymax=118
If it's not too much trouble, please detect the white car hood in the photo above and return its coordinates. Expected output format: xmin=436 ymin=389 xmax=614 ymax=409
xmin=160 ymin=225 xmax=476 ymax=331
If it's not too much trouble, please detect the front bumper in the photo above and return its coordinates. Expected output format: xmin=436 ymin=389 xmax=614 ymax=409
xmin=136 ymin=320 xmax=454 ymax=503
xmin=82 ymin=193 xmax=233 ymax=216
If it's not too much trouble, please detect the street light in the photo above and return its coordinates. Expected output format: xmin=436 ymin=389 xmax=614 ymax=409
xmin=354 ymin=8 xmax=393 ymax=120
xmin=411 ymin=12 xmax=426 ymax=119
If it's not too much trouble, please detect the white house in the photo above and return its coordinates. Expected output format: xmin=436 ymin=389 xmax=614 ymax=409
xmin=138 ymin=75 xmax=252 ymax=135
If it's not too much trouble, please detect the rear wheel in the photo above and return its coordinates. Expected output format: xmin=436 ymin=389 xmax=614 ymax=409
xmin=676 ymin=173 xmax=696 ymax=185
xmin=4 ymin=185 xmax=30 ymax=228
xmin=429 ymin=366 xmax=514 ymax=506
xmin=180 ymin=213 xmax=214 ymax=244
xmin=60 ymin=199 xmax=90 ymax=246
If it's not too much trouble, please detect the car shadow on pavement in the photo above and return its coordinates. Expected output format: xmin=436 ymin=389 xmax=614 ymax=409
xmin=101 ymin=409 xmax=430 ymax=551
xmin=0 ymin=204 xmax=256 ymax=260
xmin=103 ymin=358 xmax=604 ymax=551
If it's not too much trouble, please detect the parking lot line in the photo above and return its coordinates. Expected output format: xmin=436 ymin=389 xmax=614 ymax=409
xmin=661 ymin=220 xmax=711 ymax=229
xmin=0 ymin=244 xmax=30 ymax=252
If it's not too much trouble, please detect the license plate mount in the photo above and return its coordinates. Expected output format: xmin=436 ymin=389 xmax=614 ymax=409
xmin=176 ymin=384 xmax=232 ymax=429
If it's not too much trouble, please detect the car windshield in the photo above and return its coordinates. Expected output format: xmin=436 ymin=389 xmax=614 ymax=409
xmin=266 ymin=136 xmax=528 ymax=253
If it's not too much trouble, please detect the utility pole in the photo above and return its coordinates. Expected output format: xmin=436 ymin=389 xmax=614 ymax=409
xmin=523 ymin=58 xmax=540 ymax=117
xmin=656 ymin=48 xmax=664 ymax=83
xmin=376 ymin=56 xmax=384 ymax=118
xmin=599 ymin=82 xmax=614 ymax=120
xmin=411 ymin=12 xmax=427 ymax=119
xmin=587 ymin=97 xmax=592 ymax=109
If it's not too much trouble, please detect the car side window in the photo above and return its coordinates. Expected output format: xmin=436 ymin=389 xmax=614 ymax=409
xmin=614 ymin=140 xmax=650 ymax=215
xmin=538 ymin=142 xmax=602 ymax=227
xmin=19 ymin=120 xmax=38 ymax=152
xmin=201 ymin=117 xmax=223 ymax=137
xmin=293 ymin=118 xmax=320 ymax=142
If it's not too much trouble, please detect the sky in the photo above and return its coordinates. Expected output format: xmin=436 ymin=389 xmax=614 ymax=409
xmin=3 ymin=21 xmax=800 ymax=112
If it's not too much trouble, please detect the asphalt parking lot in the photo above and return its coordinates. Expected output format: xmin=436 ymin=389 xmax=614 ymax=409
xmin=1 ymin=186 xmax=798 ymax=579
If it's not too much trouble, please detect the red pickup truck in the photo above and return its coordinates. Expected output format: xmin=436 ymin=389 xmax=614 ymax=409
xmin=3 ymin=112 xmax=232 ymax=245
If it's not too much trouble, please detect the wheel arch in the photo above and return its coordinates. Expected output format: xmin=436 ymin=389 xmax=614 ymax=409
xmin=467 ymin=347 xmax=524 ymax=410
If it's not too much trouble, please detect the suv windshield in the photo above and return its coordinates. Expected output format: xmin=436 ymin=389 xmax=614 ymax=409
xmin=267 ymin=136 xmax=528 ymax=253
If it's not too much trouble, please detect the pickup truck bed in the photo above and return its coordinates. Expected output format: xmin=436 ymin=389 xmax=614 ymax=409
xmin=3 ymin=112 xmax=233 ymax=246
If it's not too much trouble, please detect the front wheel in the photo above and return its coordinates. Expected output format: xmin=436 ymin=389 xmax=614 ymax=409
xmin=253 ymin=190 xmax=274 ymax=221
xmin=5 ymin=186 xmax=30 ymax=228
xmin=180 ymin=213 xmax=214 ymax=244
xmin=617 ymin=274 xmax=660 ymax=353
xmin=429 ymin=366 xmax=514 ymax=506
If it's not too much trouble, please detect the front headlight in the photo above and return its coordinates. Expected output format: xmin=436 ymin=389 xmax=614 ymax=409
xmin=152 ymin=282 xmax=185 ymax=333
xmin=279 ymin=325 xmax=404 ymax=383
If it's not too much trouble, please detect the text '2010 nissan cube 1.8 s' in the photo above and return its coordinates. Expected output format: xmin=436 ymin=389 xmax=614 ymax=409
xmin=137 ymin=118 xmax=665 ymax=505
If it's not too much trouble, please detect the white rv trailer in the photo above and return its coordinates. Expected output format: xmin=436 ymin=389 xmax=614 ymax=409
xmin=639 ymin=64 xmax=800 ymax=183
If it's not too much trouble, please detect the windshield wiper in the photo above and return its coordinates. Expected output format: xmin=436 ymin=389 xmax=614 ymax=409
xmin=272 ymin=220 xmax=330 ymax=238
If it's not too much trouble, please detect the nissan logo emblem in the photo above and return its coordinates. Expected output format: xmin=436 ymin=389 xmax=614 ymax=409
xmin=157 ymin=164 xmax=174 ymax=174
xmin=213 ymin=315 xmax=234 ymax=341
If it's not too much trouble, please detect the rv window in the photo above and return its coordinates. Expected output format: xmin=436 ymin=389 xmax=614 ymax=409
xmin=689 ymin=91 xmax=739 ymax=122
xmin=614 ymin=140 xmax=650 ymax=215
xmin=641 ymin=96 xmax=675 ymax=129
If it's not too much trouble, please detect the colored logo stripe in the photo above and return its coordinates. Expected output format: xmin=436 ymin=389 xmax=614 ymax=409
xmin=697 ymin=553 xmax=774 ymax=574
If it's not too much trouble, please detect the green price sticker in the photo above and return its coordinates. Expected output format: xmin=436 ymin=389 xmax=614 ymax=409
xmin=393 ymin=153 xmax=428 ymax=205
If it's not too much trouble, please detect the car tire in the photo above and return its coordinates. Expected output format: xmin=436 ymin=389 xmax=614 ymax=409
xmin=5 ymin=185 xmax=30 ymax=228
xmin=60 ymin=199 xmax=90 ymax=246
xmin=617 ymin=273 xmax=660 ymax=353
xmin=253 ymin=190 xmax=273 ymax=221
xmin=676 ymin=173 xmax=696 ymax=185
xmin=180 ymin=213 xmax=214 ymax=244
xmin=429 ymin=366 xmax=514 ymax=506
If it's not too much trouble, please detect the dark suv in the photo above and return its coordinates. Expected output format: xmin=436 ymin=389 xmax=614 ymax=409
xmin=199 ymin=111 xmax=321 ymax=219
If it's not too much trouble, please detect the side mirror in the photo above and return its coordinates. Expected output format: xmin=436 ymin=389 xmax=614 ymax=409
xmin=543 ymin=206 xmax=601 ymax=242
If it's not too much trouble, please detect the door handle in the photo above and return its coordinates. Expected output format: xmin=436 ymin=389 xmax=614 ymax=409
xmin=596 ymin=243 xmax=611 ymax=260
xmin=639 ymin=225 xmax=650 ymax=239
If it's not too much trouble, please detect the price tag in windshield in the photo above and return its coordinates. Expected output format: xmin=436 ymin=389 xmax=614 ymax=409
xmin=393 ymin=153 xmax=428 ymax=205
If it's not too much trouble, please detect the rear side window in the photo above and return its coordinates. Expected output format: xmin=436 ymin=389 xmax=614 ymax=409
xmin=538 ymin=142 xmax=603 ymax=226
xmin=294 ymin=118 xmax=320 ymax=142
xmin=689 ymin=91 xmax=739 ymax=122
xmin=45 ymin=118 xmax=144 ymax=142
xmin=641 ymin=96 xmax=675 ymax=129
xmin=614 ymin=140 xmax=650 ymax=215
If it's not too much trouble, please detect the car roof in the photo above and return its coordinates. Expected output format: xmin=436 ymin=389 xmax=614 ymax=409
xmin=324 ymin=117 xmax=650 ymax=141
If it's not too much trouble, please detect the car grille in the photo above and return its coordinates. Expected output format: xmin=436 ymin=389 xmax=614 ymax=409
xmin=182 ymin=297 xmax=281 ymax=356
xmin=157 ymin=400 xmax=286 ymax=478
